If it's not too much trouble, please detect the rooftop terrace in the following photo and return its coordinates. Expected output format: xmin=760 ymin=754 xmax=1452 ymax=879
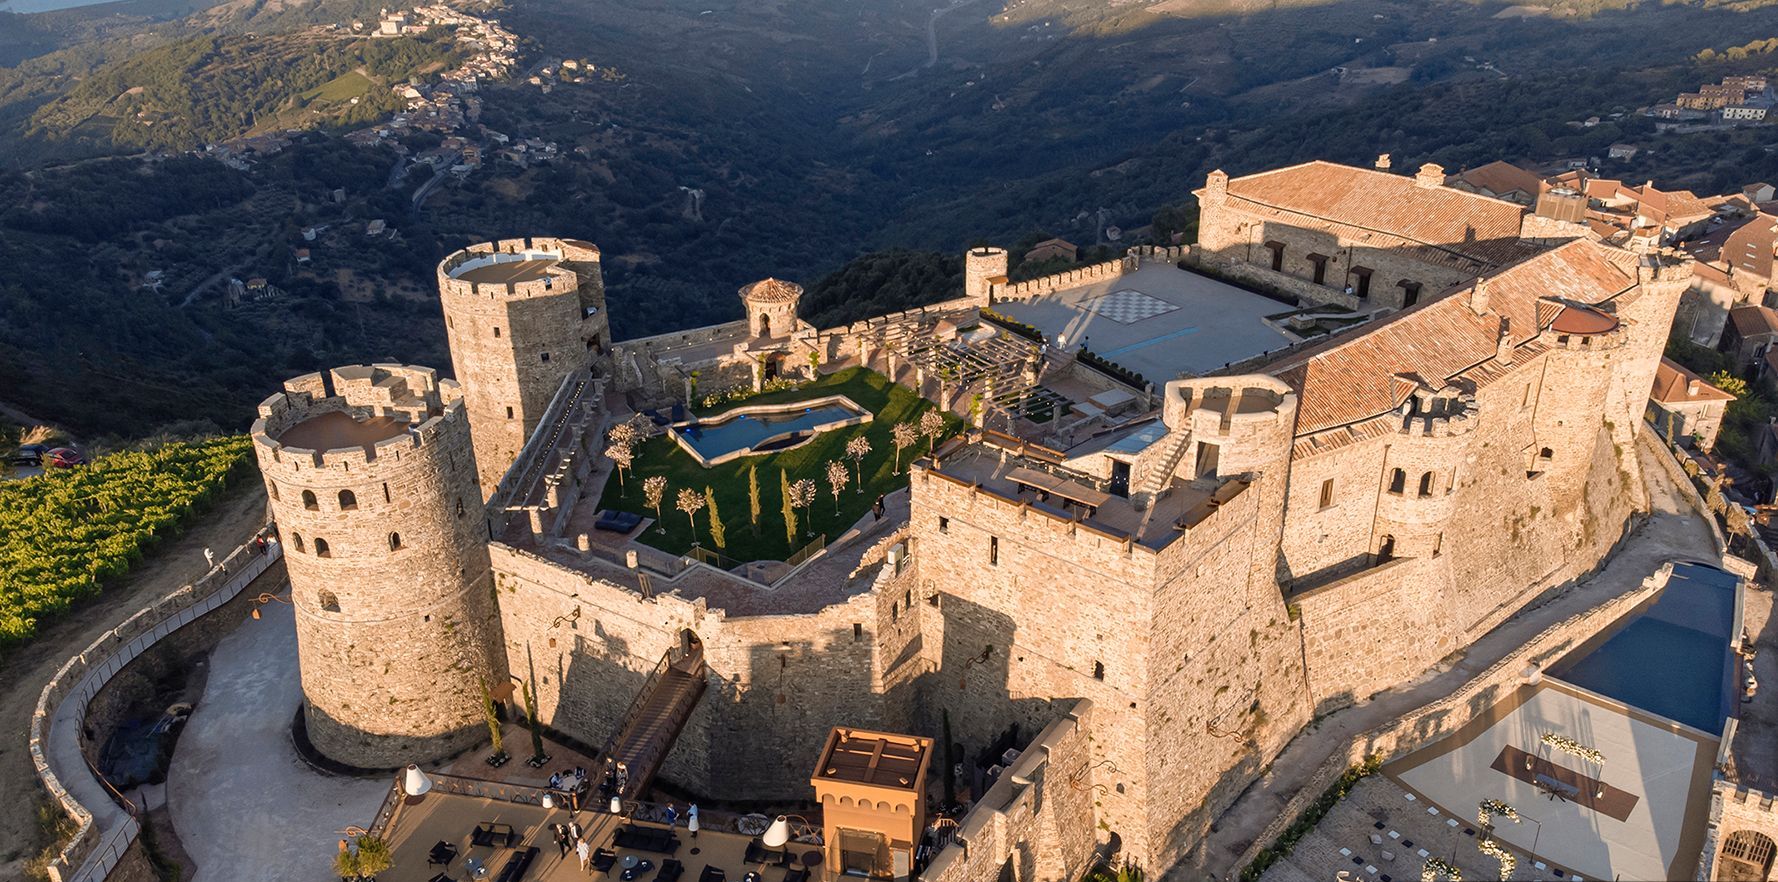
xmin=993 ymin=263 xmax=1297 ymax=382
xmin=276 ymin=410 xmax=412 ymax=451
xmin=446 ymin=249 xmax=564 ymax=284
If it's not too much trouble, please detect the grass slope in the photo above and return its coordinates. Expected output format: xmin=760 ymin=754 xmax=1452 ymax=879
xmin=602 ymin=368 xmax=956 ymax=562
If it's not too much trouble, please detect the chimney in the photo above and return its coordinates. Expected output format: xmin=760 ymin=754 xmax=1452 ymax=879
xmin=1689 ymin=379 xmax=1702 ymax=397
xmin=1469 ymin=277 xmax=1490 ymax=315
xmin=1375 ymin=154 xmax=1392 ymax=170
xmin=1496 ymin=316 xmax=1513 ymax=363
xmin=1416 ymin=163 xmax=1446 ymax=189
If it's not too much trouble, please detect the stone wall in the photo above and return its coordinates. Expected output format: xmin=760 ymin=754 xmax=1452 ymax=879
xmin=438 ymin=237 xmax=605 ymax=496
xmin=1699 ymin=776 xmax=1778 ymax=881
xmin=253 ymin=365 xmax=505 ymax=768
xmin=985 ymin=246 xmax=1187 ymax=304
xmin=1217 ymin=563 xmax=1677 ymax=879
xmin=1193 ymin=172 xmax=1495 ymax=312
xmin=488 ymin=542 xmax=915 ymax=801
xmin=917 ymin=701 xmax=1098 ymax=882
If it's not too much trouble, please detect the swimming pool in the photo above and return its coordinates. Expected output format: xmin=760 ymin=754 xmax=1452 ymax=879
xmin=1549 ymin=562 xmax=1741 ymax=734
xmin=671 ymin=395 xmax=871 ymax=466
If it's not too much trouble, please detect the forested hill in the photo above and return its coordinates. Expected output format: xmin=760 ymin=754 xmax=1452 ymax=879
xmin=26 ymin=31 xmax=457 ymax=150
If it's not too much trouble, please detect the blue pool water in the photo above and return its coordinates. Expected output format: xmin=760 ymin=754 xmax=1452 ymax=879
xmin=1549 ymin=563 xmax=1739 ymax=734
xmin=678 ymin=403 xmax=860 ymax=461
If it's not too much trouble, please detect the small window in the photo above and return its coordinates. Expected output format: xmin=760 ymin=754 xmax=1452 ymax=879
xmin=1350 ymin=266 xmax=1373 ymax=299
xmin=1433 ymin=533 xmax=1443 ymax=557
xmin=314 ymin=537 xmax=332 ymax=558
xmin=457 ymin=498 xmax=466 ymax=518
xmin=1417 ymin=472 xmax=1435 ymax=498
xmin=292 ymin=532 xmax=305 ymax=553
xmin=989 ymin=536 xmax=999 ymax=566
xmin=853 ymin=623 xmax=863 ymax=641
xmin=1318 ymin=479 xmax=1335 ymax=510
xmin=1265 ymin=240 xmax=1285 ymax=272
xmin=493 ymin=326 xmax=502 ymax=338
xmin=938 ymin=516 xmax=949 ymax=533
xmin=389 ymin=532 xmax=403 ymax=550
xmin=338 ymin=489 xmax=357 ymax=510
xmin=541 ymin=352 xmax=551 ymax=363
xmin=1377 ymin=534 xmax=1396 ymax=561
xmin=382 ymin=482 xmax=391 ymax=503
xmin=891 ymin=604 xmax=898 ymax=623
xmin=448 ymin=316 xmax=454 ymax=329
xmin=268 ymin=482 xmax=280 ymax=500
xmin=1308 ymin=253 xmax=1329 ymax=285
xmin=1399 ymin=281 xmax=1423 ymax=307
xmin=318 ymin=590 xmax=339 ymax=612
xmin=928 ymin=593 xmax=940 ymax=608
xmin=1388 ymin=469 xmax=1406 ymax=494
xmin=1092 ymin=661 xmax=1105 ymax=680
xmin=1539 ymin=447 xmax=1554 ymax=462
xmin=302 ymin=490 xmax=318 ymax=511
xmin=506 ymin=406 xmax=515 ymax=419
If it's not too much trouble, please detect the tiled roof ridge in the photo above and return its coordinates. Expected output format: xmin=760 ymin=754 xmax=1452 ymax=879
xmin=1229 ymin=159 xmax=1531 ymax=214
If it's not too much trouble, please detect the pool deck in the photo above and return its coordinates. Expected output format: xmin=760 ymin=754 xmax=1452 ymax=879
xmin=993 ymin=264 xmax=1297 ymax=382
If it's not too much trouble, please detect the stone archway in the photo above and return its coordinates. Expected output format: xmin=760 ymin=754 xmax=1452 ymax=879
xmin=758 ymin=313 xmax=772 ymax=338
xmin=1720 ymin=830 xmax=1777 ymax=882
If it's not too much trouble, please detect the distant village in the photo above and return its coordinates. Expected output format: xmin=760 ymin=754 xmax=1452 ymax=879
xmin=1644 ymin=74 xmax=1775 ymax=130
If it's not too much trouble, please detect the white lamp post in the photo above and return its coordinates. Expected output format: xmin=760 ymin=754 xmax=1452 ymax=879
xmin=403 ymin=764 xmax=433 ymax=797
xmin=542 ymin=793 xmax=555 ymax=810
xmin=610 ymin=795 xmax=623 ymax=815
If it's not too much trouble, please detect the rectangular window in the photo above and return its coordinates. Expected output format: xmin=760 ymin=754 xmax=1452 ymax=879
xmin=1350 ymin=266 xmax=1374 ymax=299
xmin=540 ymin=352 xmax=551 ymax=362
xmin=1319 ymin=479 xmax=1335 ymax=510
xmin=1309 ymin=253 xmax=1329 ymax=285
xmin=853 ymin=623 xmax=863 ymax=641
xmin=506 ymin=406 xmax=515 ymax=419
xmin=989 ymin=536 xmax=999 ymax=566
xmin=1400 ymin=281 xmax=1423 ymax=307
xmin=493 ymin=326 xmax=502 ymax=338
xmin=938 ymin=516 xmax=949 ymax=533
xmin=1266 ymin=241 xmax=1286 ymax=272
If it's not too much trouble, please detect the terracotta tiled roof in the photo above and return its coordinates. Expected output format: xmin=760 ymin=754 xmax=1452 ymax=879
xmin=1449 ymin=161 xmax=1545 ymax=201
xmin=738 ymin=277 xmax=803 ymax=303
xmin=1722 ymin=213 xmax=1778 ymax=281
xmin=1269 ymin=238 xmax=1636 ymax=437
xmin=1729 ymin=304 xmax=1778 ymax=338
xmin=1212 ymin=161 xmax=1533 ymax=267
xmin=1651 ymin=357 xmax=1735 ymax=404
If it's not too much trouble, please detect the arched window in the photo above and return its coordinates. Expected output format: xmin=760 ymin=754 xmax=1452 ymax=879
xmin=389 ymin=532 xmax=403 ymax=550
xmin=338 ymin=489 xmax=357 ymax=510
xmin=318 ymin=590 xmax=340 ymax=613
xmin=1388 ymin=469 xmax=1406 ymax=494
xmin=1418 ymin=472 xmax=1435 ymax=497
xmin=268 ymin=482 xmax=279 ymax=500
xmin=314 ymin=537 xmax=331 ymax=558
xmin=1377 ymin=535 xmax=1396 ymax=562
xmin=1092 ymin=661 xmax=1105 ymax=680
xmin=291 ymin=532 xmax=305 ymax=553
xmin=301 ymin=490 xmax=318 ymax=511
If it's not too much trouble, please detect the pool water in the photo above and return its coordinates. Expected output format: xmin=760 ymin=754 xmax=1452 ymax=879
xmin=678 ymin=404 xmax=861 ymax=462
xmin=1549 ymin=563 xmax=1739 ymax=734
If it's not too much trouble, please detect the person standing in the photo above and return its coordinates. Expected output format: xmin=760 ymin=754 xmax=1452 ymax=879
xmin=663 ymin=803 xmax=679 ymax=830
xmin=687 ymin=803 xmax=699 ymax=839
xmin=576 ymin=837 xmax=591 ymax=871
xmin=552 ymin=822 xmax=570 ymax=857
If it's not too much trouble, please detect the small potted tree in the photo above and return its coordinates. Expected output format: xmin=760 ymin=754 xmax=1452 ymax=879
xmin=481 ymin=680 xmax=508 ymax=768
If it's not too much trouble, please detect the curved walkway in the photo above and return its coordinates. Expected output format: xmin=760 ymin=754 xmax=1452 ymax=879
xmin=1179 ymin=431 xmax=1723 ymax=880
xmin=165 ymin=598 xmax=387 ymax=882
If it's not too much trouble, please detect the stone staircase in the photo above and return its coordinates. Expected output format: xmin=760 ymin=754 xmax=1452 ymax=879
xmin=1133 ymin=429 xmax=1192 ymax=500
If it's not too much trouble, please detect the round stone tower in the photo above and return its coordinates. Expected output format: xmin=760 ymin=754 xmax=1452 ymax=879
xmin=738 ymin=277 xmax=803 ymax=340
xmin=251 ymin=364 xmax=505 ymax=768
xmin=438 ymin=237 xmax=608 ymax=498
xmin=964 ymin=246 xmax=1009 ymax=305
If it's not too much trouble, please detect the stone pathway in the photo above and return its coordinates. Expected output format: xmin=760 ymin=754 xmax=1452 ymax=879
xmin=165 ymin=597 xmax=388 ymax=882
xmin=1178 ymin=433 xmax=1722 ymax=880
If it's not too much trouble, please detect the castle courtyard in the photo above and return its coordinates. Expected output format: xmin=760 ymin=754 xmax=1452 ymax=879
xmin=991 ymin=262 xmax=1298 ymax=381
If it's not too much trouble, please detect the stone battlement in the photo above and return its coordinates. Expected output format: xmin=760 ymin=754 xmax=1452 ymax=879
xmin=987 ymin=245 xmax=1188 ymax=302
xmin=1397 ymin=390 xmax=1479 ymax=438
xmin=436 ymin=236 xmax=600 ymax=301
xmin=252 ymin=364 xmax=463 ymax=470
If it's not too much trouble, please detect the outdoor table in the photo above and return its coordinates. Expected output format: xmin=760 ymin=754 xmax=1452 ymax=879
xmin=463 ymin=855 xmax=488 ymax=878
xmin=623 ymin=855 xmax=642 ymax=869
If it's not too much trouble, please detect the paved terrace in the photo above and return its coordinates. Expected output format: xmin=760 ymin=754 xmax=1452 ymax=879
xmin=993 ymin=263 xmax=1297 ymax=382
xmin=922 ymin=439 xmax=1226 ymax=550
xmin=376 ymin=785 xmax=824 ymax=882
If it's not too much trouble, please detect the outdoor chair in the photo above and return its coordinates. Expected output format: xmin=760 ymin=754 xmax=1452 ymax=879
xmin=594 ymin=848 xmax=619 ymax=872
xmin=494 ymin=845 xmax=539 ymax=882
xmin=658 ymin=859 xmax=686 ymax=882
xmin=429 ymin=840 xmax=459 ymax=865
xmin=698 ymin=867 xmax=727 ymax=882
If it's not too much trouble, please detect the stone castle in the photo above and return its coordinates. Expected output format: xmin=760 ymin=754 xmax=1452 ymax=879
xmin=249 ymin=159 xmax=1695 ymax=880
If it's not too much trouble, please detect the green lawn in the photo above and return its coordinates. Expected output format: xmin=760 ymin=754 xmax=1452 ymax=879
xmin=603 ymin=368 xmax=956 ymax=562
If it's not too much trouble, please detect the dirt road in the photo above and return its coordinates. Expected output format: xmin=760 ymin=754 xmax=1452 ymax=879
xmin=0 ymin=480 xmax=268 ymax=882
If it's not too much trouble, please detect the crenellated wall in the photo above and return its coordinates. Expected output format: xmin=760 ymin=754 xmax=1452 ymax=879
xmin=438 ymin=237 xmax=607 ymax=496
xmin=253 ymin=364 xmax=505 ymax=768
